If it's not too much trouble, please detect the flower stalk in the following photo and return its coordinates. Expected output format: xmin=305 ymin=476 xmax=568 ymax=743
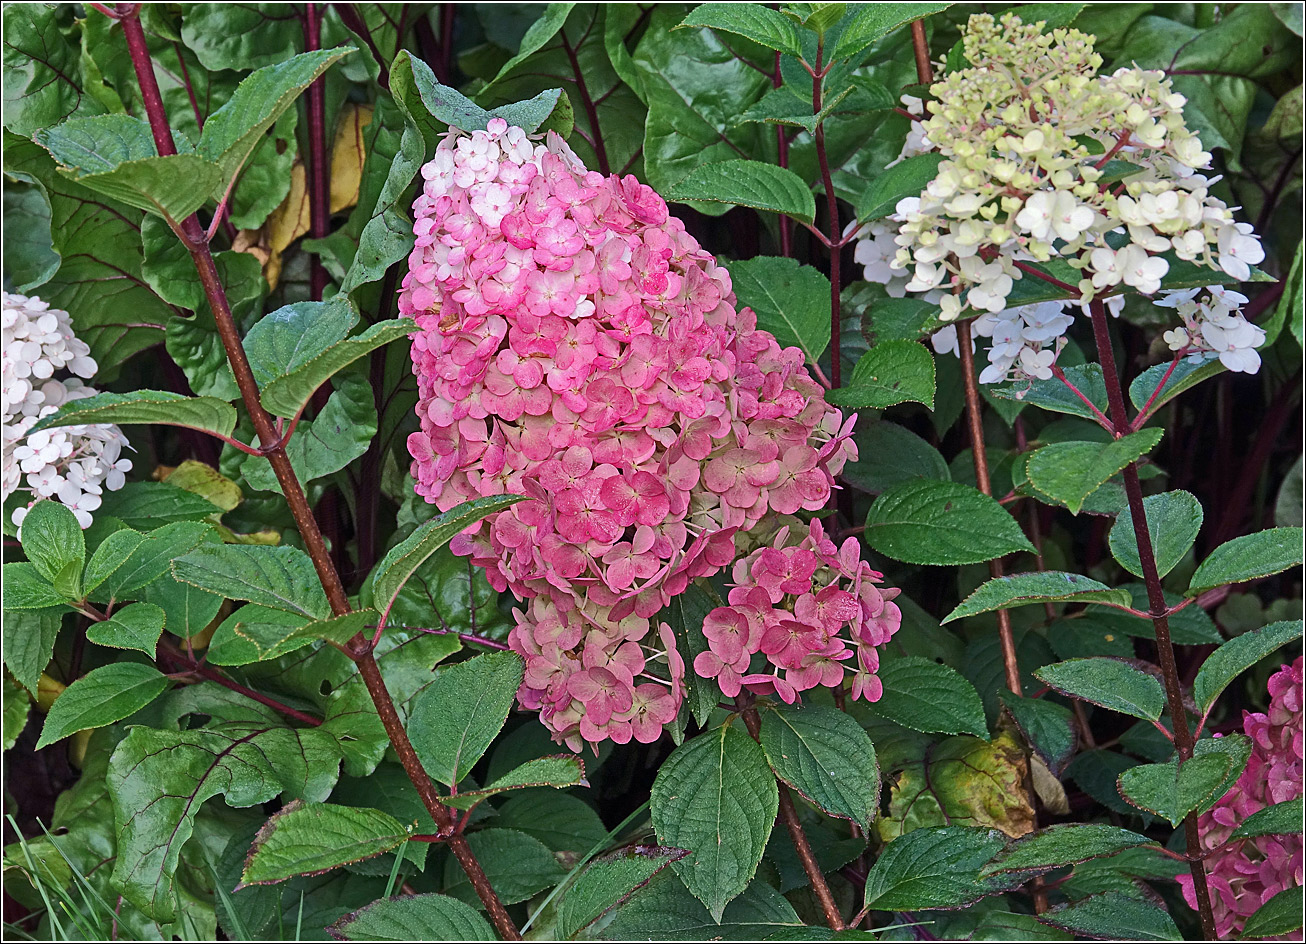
xmin=113 ymin=6 xmax=519 ymax=935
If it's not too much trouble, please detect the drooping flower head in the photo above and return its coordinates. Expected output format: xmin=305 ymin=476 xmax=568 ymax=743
xmin=1177 ymin=658 xmax=1303 ymax=938
xmin=401 ymin=119 xmax=881 ymax=749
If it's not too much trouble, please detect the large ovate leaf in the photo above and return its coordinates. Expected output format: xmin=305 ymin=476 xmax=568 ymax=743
xmin=729 ymin=256 xmax=831 ymax=367
xmin=1116 ymin=748 xmax=1245 ymax=825
xmin=242 ymin=296 xmax=359 ymax=388
xmin=992 ymin=363 xmax=1110 ymax=421
xmin=870 ymin=657 xmax=988 ymax=738
xmin=1025 ymin=430 xmax=1164 ymax=515
xmin=556 ymin=845 xmax=689 ymax=939
xmin=2 ymin=4 xmax=105 ymax=137
xmin=171 ymin=544 xmax=331 ymax=620
xmin=855 ymin=152 xmax=947 ymax=222
xmin=260 ymin=318 xmax=415 ymax=418
xmin=408 ymin=651 xmax=524 ymax=788
xmin=1187 ymin=528 xmax=1305 ymax=596
xmin=441 ymin=828 xmax=566 ymax=907
xmin=1192 ymin=620 xmax=1304 ymax=714
xmin=207 ymin=607 xmax=374 ymax=666
xmin=759 ymin=703 xmax=879 ymax=831
xmin=90 ymin=521 xmax=214 ymax=602
xmin=326 ymin=893 xmax=494 ymax=941
xmin=665 ymin=159 xmax=815 ymax=222
xmin=863 ymin=826 xmax=1021 ymax=912
xmin=832 ymin=3 xmax=955 ymax=62
xmin=27 ymin=391 xmax=238 ymax=442
xmin=601 ymin=869 xmax=802 ymax=939
xmin=2 ymin=607 xmax=64 ymax=693
xmin=18 ymin=500 xmax=84 ymax=588
xmin=239 ymin=800 xmax=409 ymax=886
xmin=678 ymin=4 xmax=804 ymax=57
xmin=865 ymin=480 xmax=1035 ymax=565
xmin=1034 ymin=658 xmax=1165 ymax=721
xmin=1039 ymin=891 xmax=1180 ymax=940
xmin=651 ymin=723 xmax=778 ymax=921
xmin=36 ymin=664 xmax=170 ymax=750
xmin=826 ymin=340 xmax=936 ymax=410
xmin=1109 ymin=490 xmax=1204 ymax=579
xmin=945 ymin=572 xmax=1133 ymax=623
xmin=981 ymin=824 xmax=1153 ymax=875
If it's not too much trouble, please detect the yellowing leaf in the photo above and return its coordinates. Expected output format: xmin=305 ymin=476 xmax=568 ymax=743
xmin=330 ymin=103 xmax=372 ymax=214
xmin=160 ymin=460 xmax=242 ymax=513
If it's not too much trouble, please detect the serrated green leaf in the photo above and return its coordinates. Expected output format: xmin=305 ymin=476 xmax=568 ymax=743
xmin=666 ymin=159 xmax=815 ymax=222
xmin=1109 ymin=490 xmax=1203 ymax=579
xmin=660 ymin=581 xmax=718 ymax=730
xmin=82 ymin=528 xmax=146 ymax=595
xmin=3 ymin=674 xmax=30 ymax=751
xmin=679 ymin=3 xmax=803 ymax=56
xmin=1002 ymin=694 xmax=1076 ymax=775
xmin=243 ymin=296 xmax=360 ymax=388
xmin=946 ymin=572 xmax=1133 ymax=623
xmin=855 ymin=152 xmax=946 ymax=222
xmin=992 ymin=363 xmax=1109 ymax=421
xmin=1040 ymin=891 xmax=1180 ymax=940
xmin=239 ymin=800 xmax=409 ymax=886
xmin=91 ymin=521 xmax=213 ymax=602
xmin=729 ymin=256 xmax=831 ymax=367
xmin=36 ymin=664 xmax=169 ymax=750
xmin=28 ymin=391 xmax=238 ymax=444
xmin=873 ymin=657 xmax=988 ymax=737
xmin=1034 ymin=658 xmax=1165 ymax=721
xmin=1 ymin=563 xmax=69 ymax=609
xmin=1187 ymin=528 xmax=1305 ymax=596
xmin=208 ymin=607 xmax=374 ymax=666
xmin=18 ymin=500 xmax=84 ymax=588
xmin=556 ymin=845 xmax=687 ymax=939
xmin=85 ymin=602 xmax=167 ymax=658
xmin=1117 ymin=752 xmax=1241 ymax=826
xmin=1026 ymin=429 xmax=1164 ymax=515
xmin=325 ymin=893 xmax=495 ymax=941
xmin=171 ymin=544 xmax=330 ymax=619
xmin=601 ymin=869 xmax=802 ymax=938
xmin=2 ymin=607 xmax=64 ymax=693
xmin=442 ymin=755 xmax=588 ymax=810
xmin=760 ymin=703 xmax=879 ymax=830
xmin=865 ymin=480 xmax=1035 ymax=565
xmin=1128 ymin=356 xmax=1227 ymax=418
xmin=651 ymin=723 xmax=778 ymax=921
xmin=1241 ymin=885 xmax=1304 ymax=939
xmin=863 ymin=826 xmax=1019 ymax=912
xmin=408 ymin=651 xmax=524 ymax=787
xmin=200 ymin=48 xmax=352 ymax=185
xmin=1232 ymin=797 xmax=1304 ymax=841
xmin=827 ymin=339 xmax=936 ymax=410
xmin=260 ymin=318 xmax=415 ymax=418
xmin=981 ymin=824 xmax=1153 ymax=875
xmin=442 ymin=828 xmax=566 ymax=907
xmin=1192 ymin=620 xmax=1304 ymax=714
xmin=831 ymin=3 xmax=954 ymax=62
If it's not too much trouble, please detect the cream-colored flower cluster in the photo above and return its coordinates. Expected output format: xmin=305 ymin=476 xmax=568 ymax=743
xmin=889 ymin=12 xmax=1263 ymax=322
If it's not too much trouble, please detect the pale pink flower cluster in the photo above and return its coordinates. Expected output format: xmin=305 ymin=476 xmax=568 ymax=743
xmin=696 ymin=519 xmax=902 ymax=704
xmin=1179 ymin=657 xmax=1303 ymax=938
xmin=400 ymin=119 xmax=867 ymax=748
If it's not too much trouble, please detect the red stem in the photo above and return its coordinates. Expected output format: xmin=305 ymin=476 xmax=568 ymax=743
xmin=1087 ymin=299 xmax=1217 ymax=940
xmin=113 ymin=8 xmax=519 ymax=936
xmin=159 ymin=641 xmax=323 ymax=727
xmin=1130 ymin=352 xmax=1185 ymax=430
xmin=1050 ymin=364 xmax=1114 ymax=431
xmin=774 ymin=50 xmax=792 ymax=258
xmin=1012 ymin=259 xmax=1079 ymax=296
xmin=812 ymin=38 xmax=841 ymax=387
xmin=563 ymin=25 xmax=610 ymax=176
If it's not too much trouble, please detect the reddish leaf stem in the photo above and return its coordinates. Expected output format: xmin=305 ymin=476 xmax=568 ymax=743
xmin=1087 ymin=299 xmax=1217 ymax=940
xmin=1129 ymin=352 xmax=1185 ymax=430
xmin=1050 ymin=364 xmax=1114 ymax=431
xmin=158 ymin=641 xmax=323 ymax=727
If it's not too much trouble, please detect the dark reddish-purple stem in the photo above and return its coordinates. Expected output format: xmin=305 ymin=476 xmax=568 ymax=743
xmin=1088 ymin=299 xmax=1217 ymax=940
xmin=304 ymin=3 xmax=330 ymax=301
xmin=774 ymin=50 xmax=792 ymax=257
xmin=158 ymin=640 xmax=323 ymax=727
xmin=114 ymin=8 xmax=518 ymax=935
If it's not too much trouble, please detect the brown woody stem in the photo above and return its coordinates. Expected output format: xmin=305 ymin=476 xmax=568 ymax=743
xmin=115 ymin=8 xmax=519 ymax=936
xmin=1087 ymin=299 xmax=1217 ymax=940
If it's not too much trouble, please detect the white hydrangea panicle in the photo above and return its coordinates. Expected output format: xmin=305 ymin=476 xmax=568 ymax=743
xmin=1155 ymin=285 xmax=1265 ymax=374
xmin=3 ymin=293 xmax=132 ymax=529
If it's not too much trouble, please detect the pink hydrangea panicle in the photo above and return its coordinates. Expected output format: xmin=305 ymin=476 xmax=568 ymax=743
xmin=1177 ymin=657 xmax=1303 ymax=938
xmin=403 ymin=121 xmax=883 ymax=749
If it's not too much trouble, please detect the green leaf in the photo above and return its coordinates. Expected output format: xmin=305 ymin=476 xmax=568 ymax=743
xmin=832 ymin=3 xmax=954 ymax=62
xmin=27 ymin=391 xmax=238 ymax=442
xmin=90 ymin=521 xmax=213 ymax=602
xmin=863 ymin=826 xmax=1018 ymax=912
xmin=843 ymin=420 xmax=950 ymax=494
xmin=1109 ymin=490 xmax=1203 ymax=579
xmin=3 ymin=674 xmax=30 ymax=752
xmin=729 ymin=256 xmax=831 ymax=366
xmin=855 ymin=152 xmax=947 ymax=222
xmin=1001 ymin=694 xmax=1076 ymax=775
xmin=243 ymin=296 xmax=360 ymax=388
xmin=3 ymin=184 xmax=59 ymax=292
xmin=760 ymin=703 xmax=879 ymax=831
xmin=85 ymin=602 xmax=167 ymax=659
xmin=1034 ymin=658 xmax=1165 ymax=721
xmin=1188 ymin=528 xmax=1305 ymax=596
xmin=1040 ymin=891 xmax=1180 ymax=941
xmin=1 ymin=563 xmax=69 ymax=609
xmin=481 ymin=3 xmax=576 ymax=89
xmin=651 ymin=723 xmax=778 ymax=921
xmin=82 ymin=528 xmax=146 ymax=595
xmin=325 ymin=893 xmax=495 ymax=941
xmin=1117 ymin=752 xmax=1240 ymax=826
xmin=556 ymin=845 xmax=688 ymax=939
xmin=981 ymin=824 xmax=1153 ymax=875
xmin=208 ymin=607 xmax=374 ymax=666
xmin=678 ymin=3 xmax=804 ymax=57
xmin=19 ymin=501 xmax=84 ymax=588
xmin=1242 ymin=886 xmax=1305 ymax=939
xmin=666 ymin=160 xmax=815 ymax=222
xmin=660 ymin=581 xmax=719 ymax=730
xmin=260 ymin=319 xmax=415 ymax=418
xmin=36 ymin=664 xmax=169 ymax=750
xmin=107 ymin=718 xmax=343 ymax=921
xmin=865 ymin=480 xmax=1036 ymax=565
xmin=371 ymin=495 xmax=526 ymax=627
xmin=35 ymin=115 xmax=224 ymax=220
xmin=442 ymin=755 xmax=588 ymax=810
xmin=1025 ymin=429 xmax=1164 ymax=515
xmin=603 ymin=869 xmax=803 ymax=938
xmin=1192 ymin=620 xmax=1304 ymax=714
xmin=441 ymin=828 xmax=566 ymax=907
xmin=873 ymin=657 xmax=988 ymax=738
xmin=2 ymin=4 xmax=104 ymax=137
xmin=992 ymin=364 xmax=1110 ymax=421
xmin=826 ymin=339 xmax=936 ymax=410
xmin=1232 ymin=797 xmax=1304 ymax=841
xmin=239 ymin=800 xmax=409 ymax=886
xmin=2 ymin=607 xmax=63 ymax=693
xmin=408 ymin=651 xmax=524 ymax=787
xmin=171 ymin=544 xmax=331 ymax=620
xmin=199 ymin=48 xmax=352 ymax=184
xmin=945 ymin=572 xmax=1133 ymax=623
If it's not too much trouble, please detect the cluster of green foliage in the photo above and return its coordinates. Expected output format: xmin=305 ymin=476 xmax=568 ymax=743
xmin=2 ymin=3 xmax=1302 ymax=941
